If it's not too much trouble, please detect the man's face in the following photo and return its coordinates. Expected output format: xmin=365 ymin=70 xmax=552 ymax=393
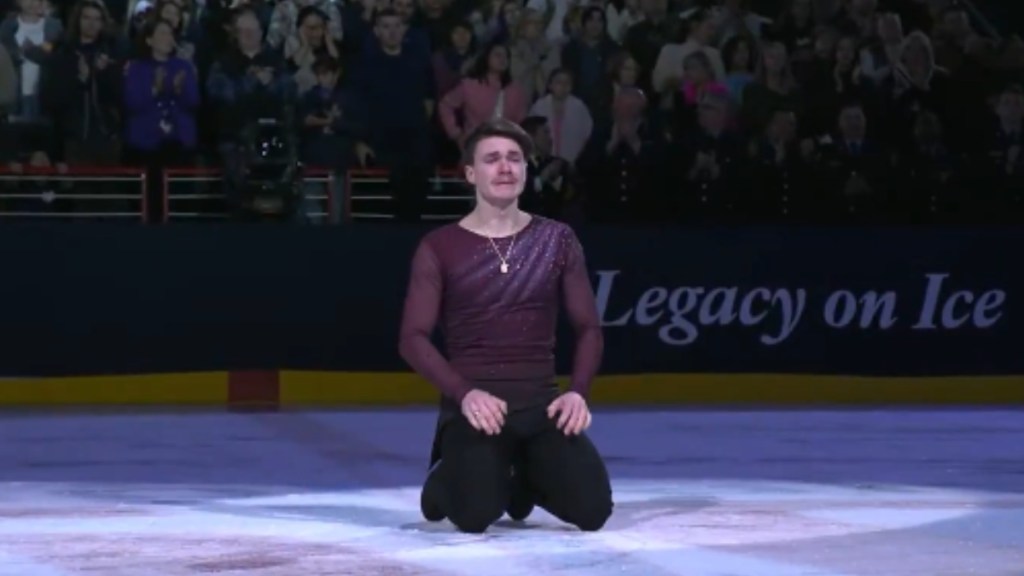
xmin=317 ymin=69 xmax=339 ymax=90
xmin=613 ymin=90 xmax=645 ymax=124
xmin=375 ymin=15 xmax=405 ymax=48
xmin=531 ymin=124 xmax=552 ymax=157
xmin=79 ymin=5 xmax=103 ymax=39
xmin=235 ymin=13 xmax=263 ymax=51
xmin=465 ymin=136 xmax=527 ymax=205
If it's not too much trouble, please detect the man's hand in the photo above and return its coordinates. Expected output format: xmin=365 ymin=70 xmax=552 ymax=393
xmin=461 ymin=389 xmax=507 ymax=435
xmin=547 ymin=391 xmax=591 ymax=436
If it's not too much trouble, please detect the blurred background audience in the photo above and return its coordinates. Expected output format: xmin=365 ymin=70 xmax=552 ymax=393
xmin=0 ymin=0 xmax=1020 ymax=223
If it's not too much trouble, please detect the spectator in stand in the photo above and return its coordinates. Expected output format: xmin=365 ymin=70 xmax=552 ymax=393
xmin=527 ymin=67 xmax=592 ymax=165
xmin=298 ymin=55 xmax=372 ymax=173
xmin=382 ymin=0 xmax=430 ymax=52
xmin=831 ymin=0 xmax=877 ymax=39
xmin=890 ymin=109 xmax=961 ymax=222
xmin=672 ymin=50 xmax=730 ymax=135
xmin=285 ymin=6 xmax=340 ymax=94
xmin=979 ymin=84 xmax=1023 ymax=218
xmin=432 ymin=20 xmax=475 ymax=100
xmin=151 ymin=0 xmax=197 ymax=61
xmin=803 ymin=34 xmax=876 ymax=136
xmin=652 ymin=8 xmax=726 ymax=108
xmin=589 ymin=50 xmax=637 ymax=129
xmin=206 ymin=7 xmax=297 ymax=212
xmin=714 ymin=0 xmax=771 ymax=46
xmin=769 ymin=0 xmax=815 ymax=64
xmin=340 ymin=0 xmax=383 ymax=66
xmin=431 ymin=20 xmax=475 ymax=166
xmin=559 ymin=6 xmax=619 ymax=107
xmin=578 ymin=86 xmax=666 ymax=223
xmin=0 ymin=0 xmax=63 ymax=121
xmin=720 ymin=34 xmax=756 ymax=103
xmin=265 ymin=0 xmax=341 ymax=52
xmin=123 ymin=18 xmax=199 ymax=218
xmin=0 ymin=42 xmax=14 ymax=118
xmin=352 ymin=7 xmax=434 ymax=220
xmin=518 ymin=115 xmax=572 ymax=218
xmin=747 ymin=105 xmax=815 ymax=222
xmin=673 ymin=89 xmax=747 ymax=223
xmin=207 ymin=8 xmax=294 ymax=142
xmin=298 ymin=55 xmax=371 ymax=219
xmin=815 ymin=101 xmax=890 ymax=222
xmin=859 ymin=12 xmax=903 ymax=82
xmin=411 ymin=0 xmax=459 ymax=53
xmin=739 ymin=39 xmax=801 ymax=134
xmin=41 ymin=0 xmax=126 ymax=166
xmin=879 ymin=30 xmax=951 ymax=149
xmin=605 ymin=0 xmax=641 ymax=44
xmin=439 ymin=41 xmax=529 ymax=147
xmin=123 ymin=19 xmax=199 ymax=162
xmin=508 ymin=8 xmax=560 ymax=103
xmin=622 ymin=0 xmax=679 ymax=96
xmin=474 ymin=0 xmax=522 ymax=45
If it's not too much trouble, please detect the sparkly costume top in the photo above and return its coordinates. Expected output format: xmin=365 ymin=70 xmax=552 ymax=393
xmin=398 ymin=216 xmax=603 ymax=408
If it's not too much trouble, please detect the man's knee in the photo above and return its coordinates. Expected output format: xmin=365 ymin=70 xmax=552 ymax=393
xmin=571 ymin=495 xmax=613 ymax=531
xmin=448 ymin=502 xmax=506 ymax=534
xmin=559 ymin=486 xmax=613 ymax=532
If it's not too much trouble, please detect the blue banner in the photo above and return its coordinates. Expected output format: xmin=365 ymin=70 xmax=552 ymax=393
xmin=0 ymin=224 xmax=1016 ymax=377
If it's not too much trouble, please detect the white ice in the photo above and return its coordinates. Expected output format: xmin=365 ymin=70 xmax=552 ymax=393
xmin=0 ymin=409 xmax=1022 ymax=575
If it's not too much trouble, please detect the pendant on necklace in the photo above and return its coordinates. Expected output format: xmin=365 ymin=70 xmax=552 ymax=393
xmin=500 ymin=263 xmax=509 ymax=274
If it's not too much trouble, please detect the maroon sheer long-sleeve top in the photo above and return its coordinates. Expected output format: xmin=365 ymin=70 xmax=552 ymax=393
xmin=398 ymin=216 xmax=603 ymax=409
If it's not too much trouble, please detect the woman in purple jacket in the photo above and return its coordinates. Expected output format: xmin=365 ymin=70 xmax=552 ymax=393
xmin=123 ymin=18 xmax=199 ymax=220
xmin=123 ymin=19 xmax=199 ymax=161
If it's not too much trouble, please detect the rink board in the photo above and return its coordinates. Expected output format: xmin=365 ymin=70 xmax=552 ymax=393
xmin=0 ymin=371 xmax=1022 ymax=407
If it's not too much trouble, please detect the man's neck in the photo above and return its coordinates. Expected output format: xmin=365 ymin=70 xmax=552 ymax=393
xmin=19 ymin=13 xmax=41 ymax=23
xmin=463 ymin=202 xmax=529 ymax=237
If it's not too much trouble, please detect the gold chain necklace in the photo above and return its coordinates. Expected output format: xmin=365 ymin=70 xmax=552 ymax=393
xmin=487 ymin=234 xmax=516 ymax=274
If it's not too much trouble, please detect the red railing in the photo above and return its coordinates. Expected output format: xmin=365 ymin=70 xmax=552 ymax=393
xmin=345 ymin=168 xmax=468 ymax=222
xmin=0 ymin=166 xmax=472 ymax=222
xmin=163 ymin=167 xmax=336 ymax=222
xmin=0 ymin=166 xmax=148 ymax=221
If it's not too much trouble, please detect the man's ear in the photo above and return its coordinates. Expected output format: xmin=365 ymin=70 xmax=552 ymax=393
xmin=464 ymin=164 xmax=476 ymax=186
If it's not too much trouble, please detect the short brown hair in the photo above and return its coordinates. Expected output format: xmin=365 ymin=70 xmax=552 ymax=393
xmin=461 ymin=119 xmax=534 ymax=166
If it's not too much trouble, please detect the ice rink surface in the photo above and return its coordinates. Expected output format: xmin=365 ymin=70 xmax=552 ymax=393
xmin=0 ymin=408 xmax=1022 ymax=575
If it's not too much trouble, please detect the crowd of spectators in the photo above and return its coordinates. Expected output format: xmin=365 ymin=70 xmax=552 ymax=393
xmin=0 ymin=0 xmax=1021 ymax=222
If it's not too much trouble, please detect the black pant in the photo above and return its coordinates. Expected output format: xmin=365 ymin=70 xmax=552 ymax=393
xmin=423 ymin=405 xmax=613 ymax=533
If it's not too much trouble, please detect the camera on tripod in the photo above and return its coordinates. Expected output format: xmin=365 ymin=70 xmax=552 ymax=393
xmin=235 ymin=117 xmax=302 ymax=220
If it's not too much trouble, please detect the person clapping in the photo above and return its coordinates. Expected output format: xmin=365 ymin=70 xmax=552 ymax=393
xmin=123 ymin=19 xmax=199 ymax=165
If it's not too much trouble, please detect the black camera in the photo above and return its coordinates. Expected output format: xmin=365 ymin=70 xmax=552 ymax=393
xmin=234 ymin=117 xmax=302 ymax=221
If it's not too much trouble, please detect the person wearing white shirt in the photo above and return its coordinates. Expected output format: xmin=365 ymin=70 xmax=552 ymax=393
xmin=651 ymin=8 xmax=726 ymax=105
xmin=528 ymin=68 xmax=594 ymax=164
xmin=0 ymin=0 xmax=63 ymax=119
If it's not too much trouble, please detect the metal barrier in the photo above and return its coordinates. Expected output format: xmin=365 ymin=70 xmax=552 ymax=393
xmin=0 ymin=166 xmax=147 ymax=221
xmin=345 ymin=169 xmax=472 ymax=221
xmin=0 ymin=165 xmax=468 ymax=223
xmin=163 ymin=168 xmax=336 ymax=222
